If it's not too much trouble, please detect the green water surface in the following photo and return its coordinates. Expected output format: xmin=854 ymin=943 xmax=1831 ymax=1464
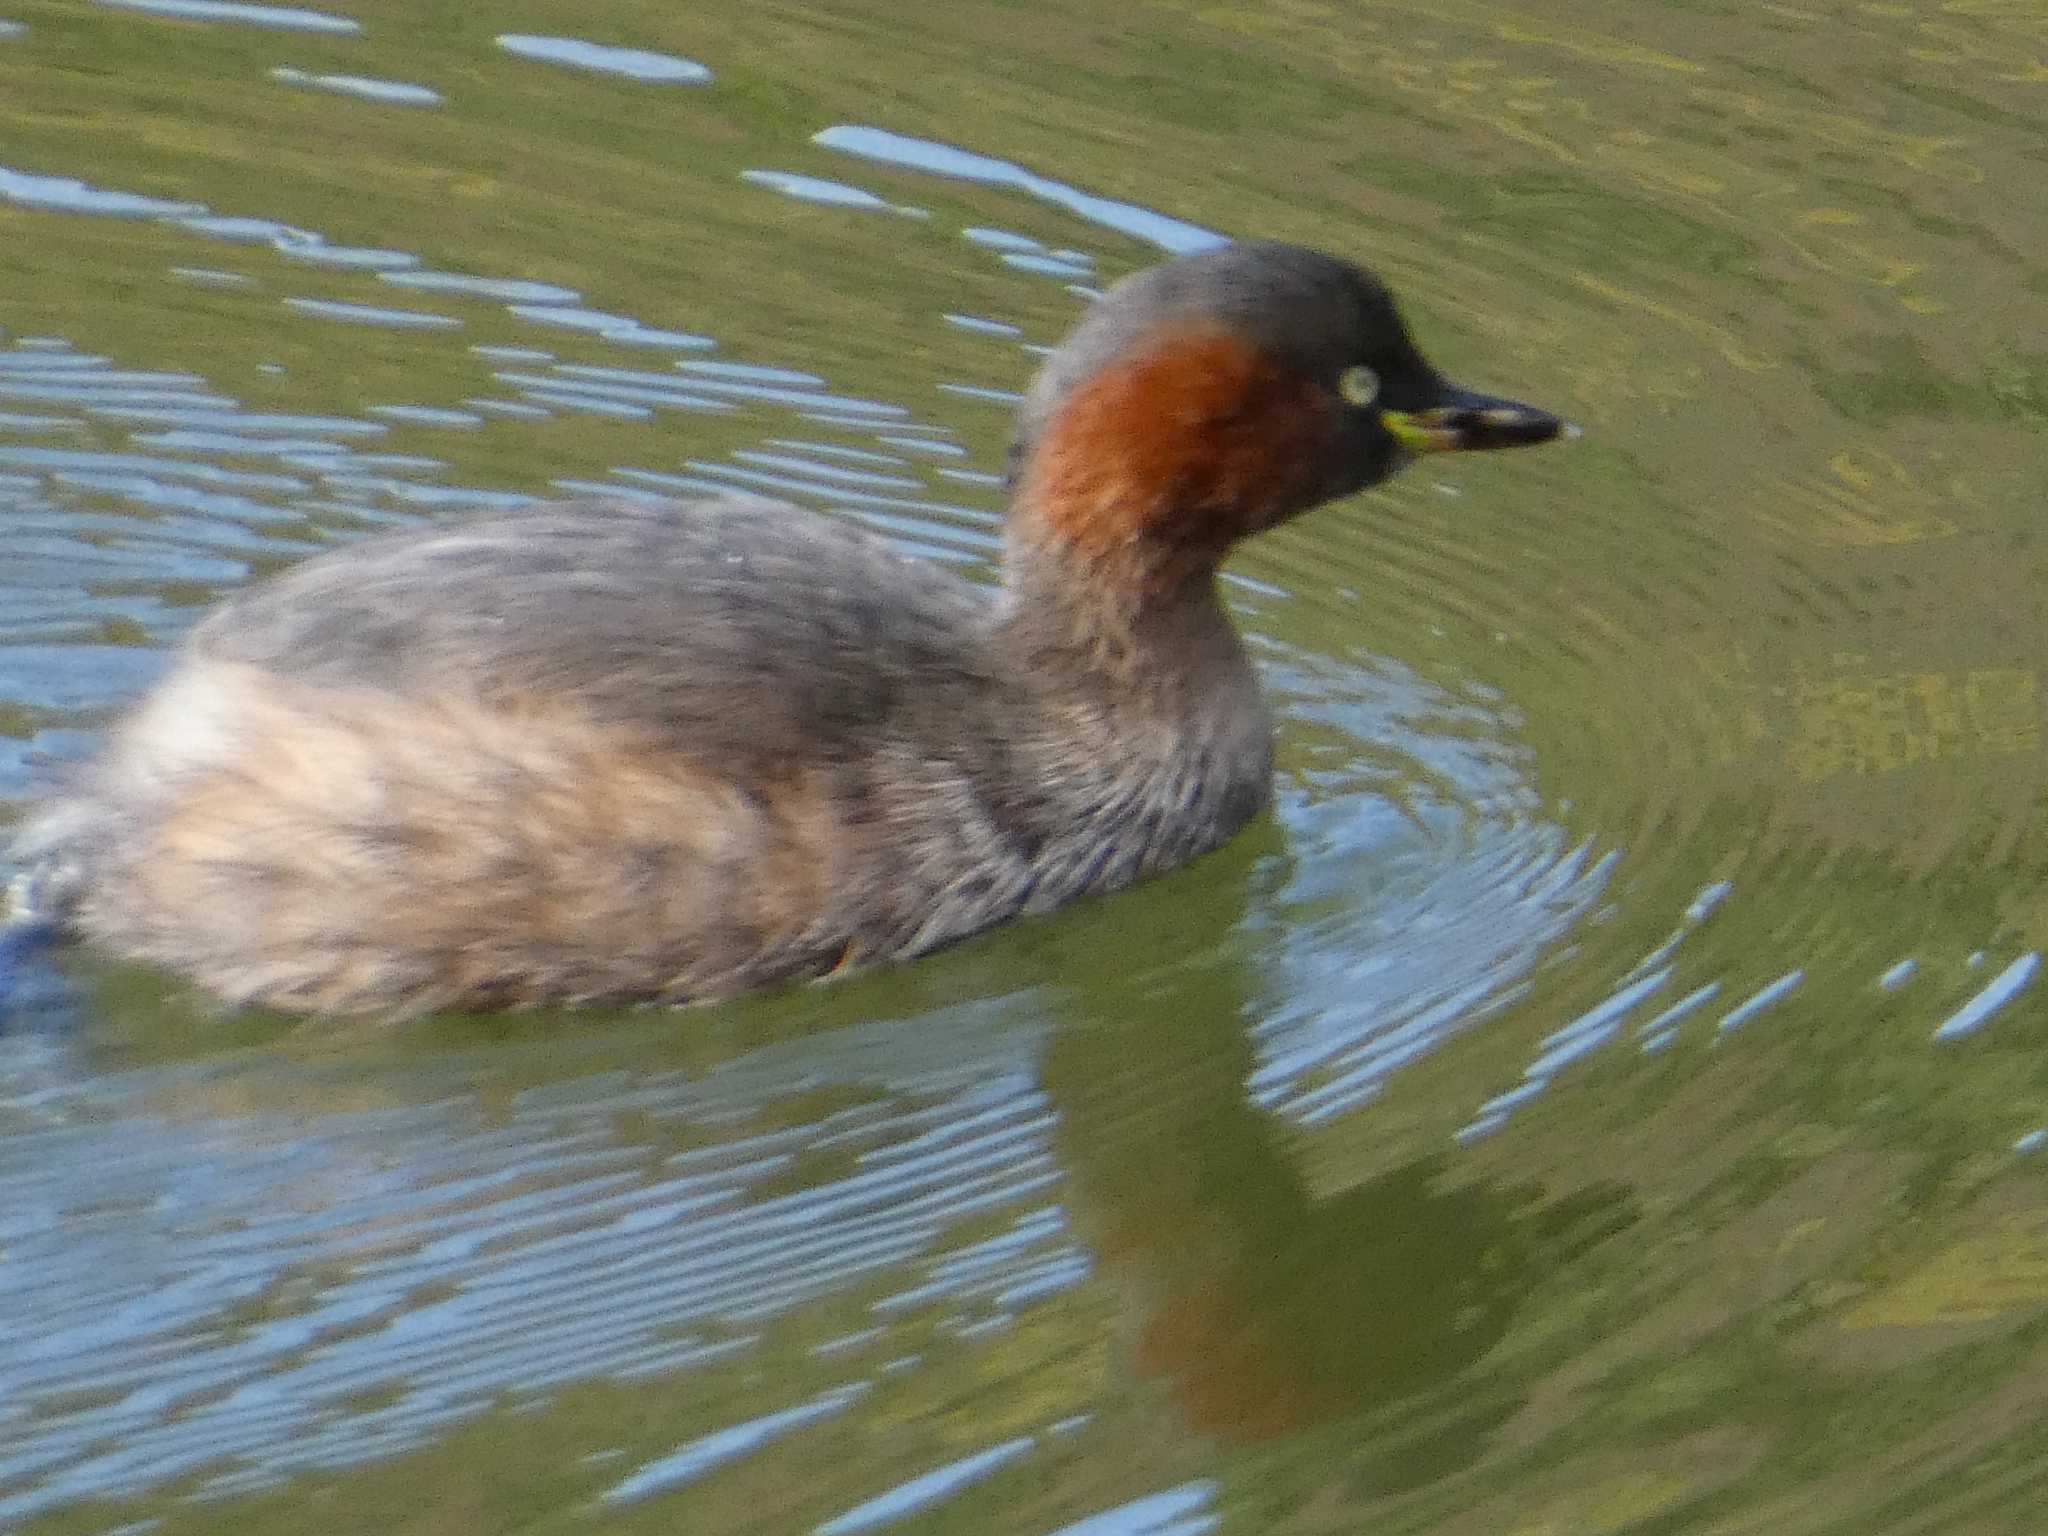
xmin=3 ymin=1 xmax=2047 ymax=1531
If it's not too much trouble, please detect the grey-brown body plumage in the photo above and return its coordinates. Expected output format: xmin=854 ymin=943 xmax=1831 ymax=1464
xmin=19 ymin=498 xmax=1270 ymax=1013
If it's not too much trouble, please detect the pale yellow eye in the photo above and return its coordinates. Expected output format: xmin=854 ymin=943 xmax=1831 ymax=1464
xmin=1338 ymin=364 xmax=1381 ymax=407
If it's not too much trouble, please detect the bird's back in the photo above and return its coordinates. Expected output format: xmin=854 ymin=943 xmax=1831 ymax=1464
xmin=192 ymin=496 xmax=997 ymax=761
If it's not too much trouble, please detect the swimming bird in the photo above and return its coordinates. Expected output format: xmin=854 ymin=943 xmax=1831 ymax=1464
xmin=11 ymin=241 xmax=1561 ymax=1016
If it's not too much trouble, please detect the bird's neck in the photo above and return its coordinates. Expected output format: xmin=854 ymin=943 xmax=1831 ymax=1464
xmin=989 ymin=518 xmax=1274 ymax=876
xmin=994 ymin=518 xmax=1246 ymax=689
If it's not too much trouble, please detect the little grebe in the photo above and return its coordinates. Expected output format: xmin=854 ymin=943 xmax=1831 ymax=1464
xmin=13 ymin=241 xmax=1561 ymax=1015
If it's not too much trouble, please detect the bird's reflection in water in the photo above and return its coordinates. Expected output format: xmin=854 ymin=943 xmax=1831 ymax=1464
xmin=1038 ymin=861 xmax=1636 ymax=1456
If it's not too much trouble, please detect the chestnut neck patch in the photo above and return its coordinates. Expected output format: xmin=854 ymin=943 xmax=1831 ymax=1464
xmin=1014 ymin=324 xmax=1336 ymax=598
